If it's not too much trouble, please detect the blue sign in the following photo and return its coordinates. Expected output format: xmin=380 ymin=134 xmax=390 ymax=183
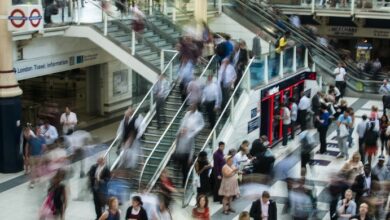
xmin=248 ymin=117 xmax=259 ymax=134
xmin=251 ymin=108 xmax=257 ymax=119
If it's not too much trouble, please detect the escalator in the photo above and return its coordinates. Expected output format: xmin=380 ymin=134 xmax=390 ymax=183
xmin=105 ymin=56 xmax=213 ymax=191
xmin=224 ymin=0 xmax=382 ymax=94
xmin=137 ymin=56 xmax=219 ymax=192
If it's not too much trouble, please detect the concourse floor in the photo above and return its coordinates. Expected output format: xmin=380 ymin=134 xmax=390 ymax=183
xmin=0 ymin=97 xmax=387 ymax=220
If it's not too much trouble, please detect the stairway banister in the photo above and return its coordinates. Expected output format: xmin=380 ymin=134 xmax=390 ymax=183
xmin=181 ymin=57 xmax=255 ymax=207
xmin=139 ymin=55 xmax=218 ymax=191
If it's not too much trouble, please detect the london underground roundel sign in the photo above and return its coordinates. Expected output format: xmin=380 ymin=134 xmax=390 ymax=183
xmin=8 ymin=9 xmax=27 ymax=28
xmin=29 ymin=9 xmax=42 ymax=27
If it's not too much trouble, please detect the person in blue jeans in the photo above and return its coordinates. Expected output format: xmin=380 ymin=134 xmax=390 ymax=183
xmin=317 ymin=105 xmax=330 ymax=154
xmin=24 ymin=126 xmax=46 ymax=188
xmin=337 ymin=110 xmax=352 ymax=160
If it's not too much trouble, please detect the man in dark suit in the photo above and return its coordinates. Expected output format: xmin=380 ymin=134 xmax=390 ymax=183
xmin=250 ymin=191 xmax=277 ymax=220
xmin=88 ymin=157 xmax=111 ymax=220
xmin=351 ymin=164 xmax=380 ymax=206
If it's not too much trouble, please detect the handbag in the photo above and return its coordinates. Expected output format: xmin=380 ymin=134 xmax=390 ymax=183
xmin=339 ymin=123 xmax=349 ymax=138
xmin=39 ymin=191 xmax=55 ymax=219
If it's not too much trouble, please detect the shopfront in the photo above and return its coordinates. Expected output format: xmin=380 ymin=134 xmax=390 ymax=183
xmin=259 ymin=71 xmax=316 ymax=146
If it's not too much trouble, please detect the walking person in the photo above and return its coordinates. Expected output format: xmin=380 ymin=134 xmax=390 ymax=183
xmin=24 ymin=126 xmax=46 ymax=189
xmin=379 ymin=115 xmax=389 ymax=155
xmin=252 ymin=30 xmax=263 ymax=58
xmin=280 ymin=103 xmax=291 ymax=146
xmin=202 ymin=75 xmax=221 ymax=129
xmin=289 ymin=97 xmax=298 ymax=140
xmin=351 ymin=164 xmax=379 ymax=206
xmin=337 ymin=110 xmax=352 ymax=160
xmin=175 ymin=105 xmax=205 ymax=187
xmin=39 ymin=169 xmax=68 ymax=220
xmin=379 ymin=79 xmax=390 ymax=115
xmin=357 ymin=115 xmax=369 ymax=163
xmin=153 ymin=74 xmax=170 ymax=129
xmin=317 ymin=105 xmax=330 ymax=154
xmin=212 ymin=142 xmax=225 ymax=203
xmin=363 ymin=121 xmax=379 ymax=165
xmin=218 ymin=58 xmax=237 ymax=109
xmin=334 ymin=63 xmax=347 ymax=98
xmin=178 ymin=58 xmax=194 ymax=102
xmin=60 ymin=106 xmax=78 ymax=135
xmin=88 ymin=157 xmax=111 ymax=220
xmin=298 ymin=92 xmax=311 ymax=131
xmin=348 ymin=108 xmax=356 ymax=149
xmin=219 ymin=155 xmax=240 ymax=215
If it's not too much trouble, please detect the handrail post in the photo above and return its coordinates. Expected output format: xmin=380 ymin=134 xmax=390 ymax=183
xmin=69 ymin=0 xmax=74 ymax=22
xmin=246 ymin=67 xmax=251 ymax=92
xmin=160 ymin=50 xmax=165 ymax=72
xmin=264 ymin=55 xmax=269 ymax=84
xmin=304 ymin=48 xmax=309 ymax=68
xmin=292 ymin=46 xmax=297 ymax=72
xmin=77 ymin=0 xmax=81 ymax=25
xmin=149 ymin=0 xmax=153 ymax=15
xmin=230 ymin=97 xmax=235 ymax=122
xmin=163 ymin=0 xmax=167 ymax=15
xmin=172 ymin=0 xmax=177 ymax=23
xmin=132 ymin=30 xmax=136 ymax=55
xmin=169 ymin=62 xmax=173 ymax=82
xmin=311 ymin=0 xmax=315 ymax=13
xmin=218 ymin=0 xmax=222 ymax=14
xmin=312 ymin=62 xmax=316 ymax=72
xmin=103 ymin=12 xmax=108 ymax=36
xmin=212 ymin=131 xmax=216 ymax=151
xmin=351 ymin=0 xmax=355 ymax=15
xmin=150 ymin=92 xmax=154 ymax=112
xmin=279 ymin=52 xmax=284 ymax=78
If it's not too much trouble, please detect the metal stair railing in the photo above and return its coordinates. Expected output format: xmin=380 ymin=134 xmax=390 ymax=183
xmin=106 ymin=50 xmax=180 ymax=171
xmin=138 ymin=55 xmax=218 ymax=191
xmin=181 ymin=56 xmax=259 ymax=207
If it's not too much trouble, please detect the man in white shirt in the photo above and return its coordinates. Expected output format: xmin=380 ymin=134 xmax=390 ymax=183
xmin=187 ymin=77 xmax=203 ymax=108
xmin=289 ymin=97 xmax=298 ymax=140
xmin=218 ymin=58 xmax=237 ymax=109
xmin=281 ymin=103 xmax=291 ymax=146
xmin=298 ymin=92 xmax=311 ymax=131
xmin=175 ymin=104 xmax=205 ymax=187
xmin=202 ymin=75 xmax=222 ymax=128
xmin=379 ymin=79 xmax=390 ymax=115
xmin=334 ymin=63 xmax=347 ymax=98
xmin=60 ymin=106 xmax=78 ymax=135
xmin=40 ymin=120 xmax=59 ymax=145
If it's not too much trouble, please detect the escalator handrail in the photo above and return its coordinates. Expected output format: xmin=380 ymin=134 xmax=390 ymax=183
xmin=228 ymin=0 xmax=383 ymax=87
xmin=244 ymin=0 xmax=381 ymax=82
xmin=139 ymin=55 xmax=217 ymax=191
xmin=181 ymin=56 xmax=256 ymax=207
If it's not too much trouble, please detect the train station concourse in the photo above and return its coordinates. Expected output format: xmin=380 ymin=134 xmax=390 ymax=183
xmin=0 ymin=0 xmax=389 ymax=219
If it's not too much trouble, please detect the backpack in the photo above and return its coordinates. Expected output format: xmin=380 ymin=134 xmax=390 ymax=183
xmin=274 ymin=35 xmax=283 ymax=48
xmin=364 ymin=127 xmax=378 ymax=146
xmin=39 ymin=191 xmax=55 ymax=219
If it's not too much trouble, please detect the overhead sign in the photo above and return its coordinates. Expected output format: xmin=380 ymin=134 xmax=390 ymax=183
xmin=321 ymin=26 xmax=390 ymax=39
xmin=14 ymin=48 xmax=113 ymax=80
xmin=8 ymin=5 xmax=43 ymax=32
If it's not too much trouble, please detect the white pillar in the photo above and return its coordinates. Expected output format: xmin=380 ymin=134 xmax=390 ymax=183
xmin=292 ymin=46 xmax=297 ymax=72
xmin=279 ymin=52 xmax=284 ymax=78
xmin=264 ymin=55 xmax=269 ymax=84
xmin=194 ymin=0 xmax=208 ymax=23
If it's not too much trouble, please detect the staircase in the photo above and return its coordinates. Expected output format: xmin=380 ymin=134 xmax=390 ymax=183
xmin=138 ymin=57 xmax=219 ymax=194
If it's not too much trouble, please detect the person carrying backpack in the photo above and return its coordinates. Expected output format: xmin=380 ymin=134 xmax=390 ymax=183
xmin=364 ymin=120 xmax=379 ymax=165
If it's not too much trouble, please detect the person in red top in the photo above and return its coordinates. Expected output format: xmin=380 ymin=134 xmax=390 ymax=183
xmin=192 ymin=194 xmax=210 ymax=220
xmin=159 ymin=169 xmax=177 ymax=207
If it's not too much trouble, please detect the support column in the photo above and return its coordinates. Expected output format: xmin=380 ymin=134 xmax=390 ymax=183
xmin=0 ymin=0 xmax=23 ymax=173
xmin=194 ymin=0 xmax=208 ymax=23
